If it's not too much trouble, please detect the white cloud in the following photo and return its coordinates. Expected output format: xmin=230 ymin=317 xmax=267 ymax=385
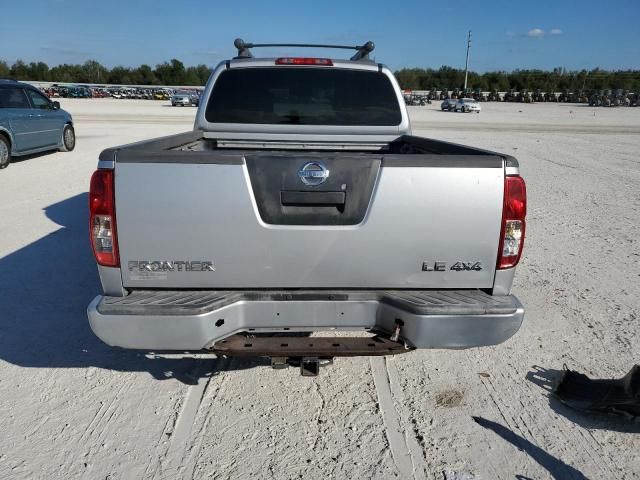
xmin=527 ymin=28 xmax=545 ymax=38
xmin=508 ymin=27 xmax=563 ymax=38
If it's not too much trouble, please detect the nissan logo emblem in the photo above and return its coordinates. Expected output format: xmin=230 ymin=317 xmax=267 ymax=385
xmin=298 ymin=162 xmax=330 ymax=186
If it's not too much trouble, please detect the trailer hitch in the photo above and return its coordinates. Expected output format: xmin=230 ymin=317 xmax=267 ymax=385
xmin=211 ymin=333 xmax=412 ymax=376
xmin=211 ymin=333 xmax=411 ymax=358
xmin=270 ymin=356 xmax=334 ymax=376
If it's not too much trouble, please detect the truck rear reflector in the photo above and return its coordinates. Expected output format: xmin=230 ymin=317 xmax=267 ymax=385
xmin=275 ymin=57 xmax=333 ymax=66
xmin=497 ymin=175 xmax=526 ymax=269
xmin=89 ymin=169 xmax=119 ymax=267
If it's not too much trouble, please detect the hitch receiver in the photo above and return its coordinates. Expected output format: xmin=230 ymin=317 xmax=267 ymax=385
xmin=301 ymin=357 xmax=320 ymax=377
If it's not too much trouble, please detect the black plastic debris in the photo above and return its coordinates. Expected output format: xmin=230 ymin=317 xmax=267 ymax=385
xmin=553 ymin=365 xmax=640 ymax=419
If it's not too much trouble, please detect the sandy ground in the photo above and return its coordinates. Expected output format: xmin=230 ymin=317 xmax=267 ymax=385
xmin=0 ymin=98 xmax=639 ymax=480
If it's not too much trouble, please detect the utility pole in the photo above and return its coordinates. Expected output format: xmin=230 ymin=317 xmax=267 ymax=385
xmin=581 ymin=71 xmax=589 ymax=91
xmin=464 ymin=30 xmax=472 ymax=90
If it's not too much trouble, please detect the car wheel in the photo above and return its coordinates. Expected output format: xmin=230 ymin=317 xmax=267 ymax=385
xmin=60 ymin=124 xmax=76 ymax=152
xmin=0 ymin=136 xmax=10 ymax=169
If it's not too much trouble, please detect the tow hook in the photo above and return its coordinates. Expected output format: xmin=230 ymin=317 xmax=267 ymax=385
xmin=390 ymin=319 xmax=404 ymax=342
xmin=270 ymin=357 xmax=289 ymax=369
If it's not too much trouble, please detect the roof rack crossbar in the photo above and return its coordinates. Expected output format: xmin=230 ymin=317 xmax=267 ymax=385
xmin=233 ymin=38 xmax=375 ymax=61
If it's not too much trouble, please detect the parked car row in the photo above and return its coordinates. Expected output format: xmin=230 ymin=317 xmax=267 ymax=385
xmin=108 ymin=88 xmax=172 ymax=100
xmin=41 ymin=85 xmax=203 ymax=102
xmin=403 ymin=93 xmax=431 ymax=106
xmin=440 ymin=97 xmax=481 ymax=113
xmin=405 ymin=88 xmax=640 ymax=105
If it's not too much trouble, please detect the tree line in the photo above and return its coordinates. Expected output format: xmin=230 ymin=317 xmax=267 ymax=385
xmin=0 ymin=59 xmax=211 ymax=86
xmin=395 ymin=66 xmax=640 ymax=92
xmin=2 ymin=59 xmax=639 ymax=91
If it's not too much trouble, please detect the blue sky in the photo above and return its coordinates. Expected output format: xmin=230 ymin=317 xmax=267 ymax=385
xmin=1 ymin=0 xmax=638 ymax=72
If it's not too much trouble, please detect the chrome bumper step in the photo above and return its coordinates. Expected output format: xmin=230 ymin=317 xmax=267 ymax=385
xmin=88 ymin=289 xmax=524 ymax=351
xmin=98 ymin=289 xmax=519 ymax=316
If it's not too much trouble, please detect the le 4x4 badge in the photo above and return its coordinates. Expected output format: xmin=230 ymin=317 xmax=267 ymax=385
xmin=422 ymin=261 xmax=483 ymax=272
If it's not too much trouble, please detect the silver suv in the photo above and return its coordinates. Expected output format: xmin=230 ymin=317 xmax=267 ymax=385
xmin=0 ymin=80 xmax=75 ymax=169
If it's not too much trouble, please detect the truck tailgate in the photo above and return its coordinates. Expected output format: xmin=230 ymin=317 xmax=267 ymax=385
xmin=115 ymin=153 xmax=504 ymax=289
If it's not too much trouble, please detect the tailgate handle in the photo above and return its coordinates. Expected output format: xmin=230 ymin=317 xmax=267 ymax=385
xmin=280 ymin=191 xmax=345 ymax=206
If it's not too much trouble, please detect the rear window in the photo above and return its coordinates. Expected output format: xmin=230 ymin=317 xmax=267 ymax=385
xmin=205 ymin=67 xmax=401 ymax=126
xmin=0 ymin=88 xmax=30 ymax=109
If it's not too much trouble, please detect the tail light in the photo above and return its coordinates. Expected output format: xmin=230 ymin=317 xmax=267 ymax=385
xmin=89 ymin=169 xmax=119 ymax=267
xmin=497 ymin=175 xmax=526 ymax=269
xmin=275 ymin=57 xmax=333 ymax=66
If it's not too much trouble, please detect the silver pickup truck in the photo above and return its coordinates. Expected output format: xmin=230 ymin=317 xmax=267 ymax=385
xmin=87 ymin=40 xmax=526 ymax=374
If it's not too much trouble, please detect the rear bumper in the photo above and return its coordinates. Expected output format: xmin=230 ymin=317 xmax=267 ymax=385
xmin=87 ymin=290 xmax=524 ymax=352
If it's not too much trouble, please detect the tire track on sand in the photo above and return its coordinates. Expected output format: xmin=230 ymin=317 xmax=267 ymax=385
xmin=371 ymin=356 xmax=427 ymax=480
xmin=148 ymin=359 xmax=218 ymax=480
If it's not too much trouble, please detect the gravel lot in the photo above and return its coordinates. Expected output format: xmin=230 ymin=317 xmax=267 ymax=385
xmin=0 ymin=99 xmax=638 ymax=479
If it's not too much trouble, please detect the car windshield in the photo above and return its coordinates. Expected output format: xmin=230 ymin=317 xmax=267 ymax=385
xmin=205 ymin=67 xmax=402 ymax=126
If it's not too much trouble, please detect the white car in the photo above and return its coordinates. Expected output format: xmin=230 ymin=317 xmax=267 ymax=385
xmin=171 ymin=92 xmax=192 ymax=106
xmin=455 ymin=98 xmax=481 ymax=113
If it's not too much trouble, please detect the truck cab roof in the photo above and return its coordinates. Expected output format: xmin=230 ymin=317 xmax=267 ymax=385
xmin=195 ymin=56 xmax=410 ymax=139
xmin=191 ymin=38 xmax=410 ymax=139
